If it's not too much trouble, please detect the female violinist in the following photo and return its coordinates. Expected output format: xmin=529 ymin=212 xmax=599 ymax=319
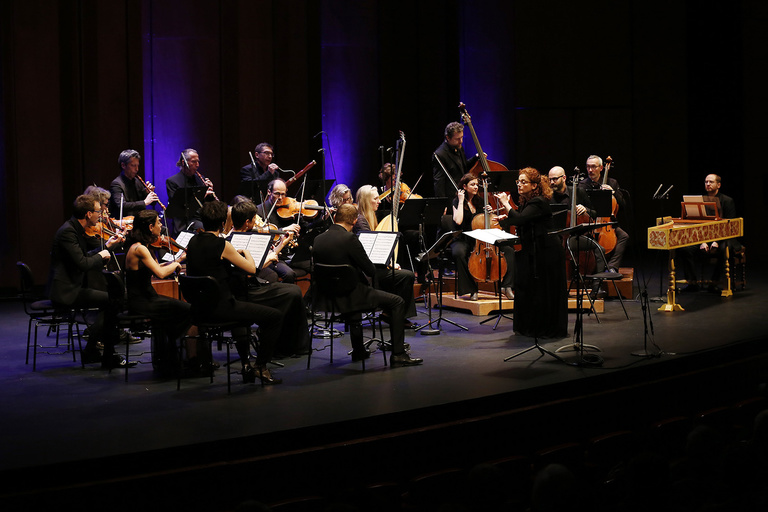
xmin=124 ymin=210 xmax=202 ymax=374
xmin=353 ymin=185 xmax=419 ymax=327
xmin=495 ymin=168 xmax=567 ymax=338
xmin=451 ymin=174 xmax=515 ymax=301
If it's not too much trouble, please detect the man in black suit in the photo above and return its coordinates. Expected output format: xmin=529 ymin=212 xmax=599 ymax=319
xmin=240 ymin=142 xmax=280 ymax=184
xmin=49 ymin=195 xmax=131 ymax=368
xmin=165 ymin=148 xmax=216 ymax=236
xmin=312 ymin=204 xmax=423 ymax=367
xmin=109 ymin=149 xmax=159 ymax=219
xmin=432 ymin=121 xmax=478 ymax=198
xmin=679 ymin=174 xmax=740 ymax=292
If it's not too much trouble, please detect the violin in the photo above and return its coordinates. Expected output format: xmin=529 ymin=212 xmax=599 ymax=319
xmin=379 ymin=182 xmax=422 ymax=204
xmin=150 ymin=234 xmax=185 ymax=253
xmin=276 ymin=197 xmax=325 ymax=219
xmin=252 ymin=214 xmax=297 ymax=247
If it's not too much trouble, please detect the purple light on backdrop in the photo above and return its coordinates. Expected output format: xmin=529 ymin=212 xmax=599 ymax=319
xmin=320 ymin=2 xmax=378 ymax=194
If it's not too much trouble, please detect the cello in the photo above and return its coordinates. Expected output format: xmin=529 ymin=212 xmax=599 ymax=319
xmin=593 ymin=156 xmax=618 ymax=254
xmin=467 ymin=171 xmax=507 ymax=284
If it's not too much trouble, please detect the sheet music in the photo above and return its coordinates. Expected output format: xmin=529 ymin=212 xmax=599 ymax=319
xmin=357 ymin=231 xmax=400 ymax=265
xmin=464 ymin=228 xmax=519 ymax=245
xmin=229 ymin=232 xmax=272 ymax=268
xmin=174 ymin=230 xmax=194 ymax=249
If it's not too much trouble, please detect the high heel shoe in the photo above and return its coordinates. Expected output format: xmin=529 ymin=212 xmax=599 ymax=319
xmin=255 ymin=366 xmax=283 ymax=385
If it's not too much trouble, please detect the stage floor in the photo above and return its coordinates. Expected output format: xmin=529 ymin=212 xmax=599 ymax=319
xmin=2 ymin=258 xmax=767 ymax=479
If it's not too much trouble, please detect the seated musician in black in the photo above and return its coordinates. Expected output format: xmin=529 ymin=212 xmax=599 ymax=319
xmin=256 ymin=178 xmax=330 ymax=282
xmin=548 ymin=166 xmax=605 ymax=300
xmin=185 ymin=200 xmax=283 ymax=384
xmin=678 ymin=173 xmax=741 ymax=293
xmin=124 ymin=210 xmax=200 ymax=374
xmin=577 ymin=155 xmax=630 ymax=273
xmin=109 ymin=149 xmax=159 ymax=219
xmin=353 ymin=185 xmax=419 ymax=328
xmin=228 ymin=199 xmax=310 ymax=357
xmin=48 ymin=194 xmax=128 ymax=368
xmin=312 ymin=204 xmax=423 ymax=367
xmin=450 ymin=173 xmax=515 ymax=301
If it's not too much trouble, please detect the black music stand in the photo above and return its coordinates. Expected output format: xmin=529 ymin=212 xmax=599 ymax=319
xmin=481 ymin=238 xmax=518 ymax=330
xmin=166 ymin=185 xmax=207 ymax=235
xmin=487 ymin=170 xmax=519 ymax=196
xmin=414 ymin=230 xmax=467 ymax=334
xmin=549 ymin=223 xmax=617 ymax=365
xmin=288 ymin=179 xmax=335 ymax=203
xmin=238 ymin=180 xmax=271 ymax=203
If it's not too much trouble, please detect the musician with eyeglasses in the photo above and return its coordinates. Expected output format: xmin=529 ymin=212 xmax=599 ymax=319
xmin=240 ymin=142 xmax=280 ymax=183
xmin=577 ymin=155 xmax=630 ymax=273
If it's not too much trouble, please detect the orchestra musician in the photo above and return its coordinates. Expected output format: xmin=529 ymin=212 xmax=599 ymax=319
xmin=377 ymin=163 xmax=425 ymax=280
xmin=165 ymin=148 xmax=216 ymax=237
xmin=256 ymin=178 xmax=330 ymax=282
xmin=450 ymin=173 xmax=515 ymax=301
xmin=432 ymin=121 xmax=478 ymax=198
xmin=109 ymin=149 xmax=159 ymax=219
xmin=240 ymin=142 xmax=280 ymax=182
xmin=124 ymin=210 xmax=201 ymax=375
xmin=312 ymin=203 xmax=423 ymax=367
xmin=48 ymin=194 xmax=130 ymax=369
xmin=328 ymin=183 xmax=354 ymax=212
xmin=229 ymin=199 xmax=310 ymax=357
xmin=577 ymin=155 xmax=630 ymax=273
xmin=185 ymin=200 xmax=283 ymax=385
xmin=496 ymin=168 xmax=568 ymax=339
xmin=678 ymin=174 xmax=741 ymax=293
xmin=353 ymin=185 xmax=419 ymax=328
xmin=548 ymin=166 xmax=605 ymax=300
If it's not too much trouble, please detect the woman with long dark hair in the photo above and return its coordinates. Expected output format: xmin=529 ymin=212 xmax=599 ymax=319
xmin=124 ymin=210 xmax=197 ymax=373
xmin=451 ymin=173 xmax=515 ymax=301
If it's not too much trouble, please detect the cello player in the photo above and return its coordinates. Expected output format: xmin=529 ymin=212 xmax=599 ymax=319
xmin=577 ymin=155 xmax=630 ymax=274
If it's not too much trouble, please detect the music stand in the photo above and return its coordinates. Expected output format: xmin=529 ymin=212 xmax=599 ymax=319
xmin=238 ymin=180 xmax=271 ymax=203
xmin=462 ymin=229 xmax=518 ymax=329
xmin=414 ymin=230 xmax=467 ymax=334
xmin=289 ymin=179 xmax=335 ymax=203
xmin=586 ymin=189 xmax=613 ymax=218
xmin=549 ymin=223 xmax=616 ymax=365
xmin=166 ymin=186 xmax=207 ymax=235
xmin=487 ymin=170 xmax=518 ymax=195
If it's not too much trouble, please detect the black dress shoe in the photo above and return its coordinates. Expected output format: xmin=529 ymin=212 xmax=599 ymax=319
xmin=351 ymin=349 xmax=371 ymax=362
xmin=403 ymin=320 xmax=419 ymax=330
xmin=101 ymin=354 xmax=137 ymax=369
xmin=390 ymin=353 xmax=423 ymax=368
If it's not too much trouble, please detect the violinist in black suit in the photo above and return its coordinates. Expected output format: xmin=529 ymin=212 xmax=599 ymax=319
xmin=312 ymin=204 xmax=423 ymax=367
xmin=432 ymin=121 xmax=478 ymax=198
xmin=48 ymin=194 xmax=130 ymax=368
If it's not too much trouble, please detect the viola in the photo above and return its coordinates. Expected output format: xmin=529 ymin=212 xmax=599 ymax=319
xmin=276 ymin=197 xmax=326 ymax=219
